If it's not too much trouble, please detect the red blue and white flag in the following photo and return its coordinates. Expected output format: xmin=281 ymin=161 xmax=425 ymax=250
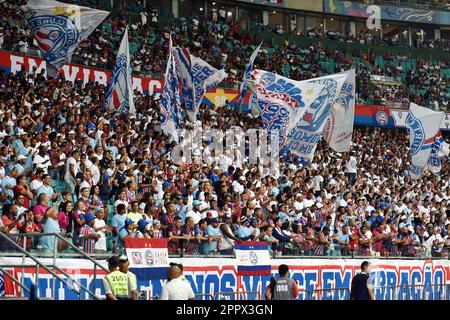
xmin=235 ymin=242 xmax=271 ymax=276
xmin=124 ymin=238 xmax=169 ymax=279
xmin=172 ymin=46 xmax=195 ymax=121
xmin=23 ymin=0 xmax=109 ymax=77
xmin=161 ymin=35 xmax=182 ymax=140
xmin=191 ymin=55 xmax=227 ymax=115
xmin=104 ymin=28 xmax=135 ymax=116
xmin=406 ymin=103 xmax=444 ymax=178
xmin=283 ymin=72 xmax=347 ymax=161
xmin=237 ymin=42 xmax=262 ymax=111
xmin=250 ymin=69 xmax=323 ymax=146
xmin=323 ymin=69 xmax=356 ymax=153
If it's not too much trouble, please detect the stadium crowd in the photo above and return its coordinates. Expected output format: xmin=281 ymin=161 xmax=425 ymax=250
xmin=0 ymin=50 xmax=449 ymax=259
xmin=1 ymin=1 xmax=450 ymax=110
xmin=0 ymin=0 xmax=449 ymax=260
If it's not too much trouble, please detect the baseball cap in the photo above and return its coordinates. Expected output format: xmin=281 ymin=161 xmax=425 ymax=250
xmin=17 ymin=155 xmax=27 ymax=161
xmin=152 ymin=219 xmax=160 ymax=226
xmin=193 ymin=200 xmax=200 ymax=206
xmin=124 ymin=218 xmax=134 ymax=226
xmin=240 ymin=215 xmax=248 ymax=224
xmin=119 ymin=255 xmax=129 ymax=262
xmin=84 ymin=213 xmax=96 ymax=223
xmin=210 ymin=218 xmax=218 ymax=224
xmin=162 ymin=181 xmax=170 ymax=189
xmin=138 ymin=219 xmax=149 ymax=230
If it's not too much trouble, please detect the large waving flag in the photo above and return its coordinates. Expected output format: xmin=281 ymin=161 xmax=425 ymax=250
xmin=250 ymin=69 xmax=324 ymax=146
xmin=283 ymin=72 xmax=347 ymax=160
xmin=104 ymin=28 xmax=135 ymax=116
xmin=427 ymin=131 xmax=449 ymax=173
xmin=23 ymin=0 xmax=109 ymax=77
xmin=235 ymin=242 xmax=271 ymax=276
xmin=191 ymin=56 xmax=227 ymax=115
xmin=237 ymin=42 xmax=263 ymax=111
xmin=161 ymin=35 xmax=182 ymax=140
xmin=172 ymin=47 xmax=195 ymax=122
xmin=406 ymin=103 xmax=444 ymax=178
xmin=124 ymin=238 xmax=169 ymax=279
xmin=323 ymin=69 xmax=356 ymax=152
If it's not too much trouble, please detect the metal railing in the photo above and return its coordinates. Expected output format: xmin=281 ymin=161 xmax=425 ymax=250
xmin=214 ymin=291 xmax=262 ymax=300
xmin=310 ymin=288 xmax=350 ymax=300
xmin=0 ymin=232 xmax=108 ymax=300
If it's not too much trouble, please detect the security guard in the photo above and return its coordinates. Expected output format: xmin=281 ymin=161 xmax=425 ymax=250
xmin=102 ymin=256 xmax=131 ymax=300
xmin=265 ymin=264 xmax=299 ymax=300
xmin=350 ymin=261 xmax=375 ymax=300
xmin=119 ymin=255 xmax=138 ymax=300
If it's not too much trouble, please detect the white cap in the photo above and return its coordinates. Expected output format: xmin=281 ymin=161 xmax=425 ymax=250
xmin=17 ymin=155 xmax=27 ymax=160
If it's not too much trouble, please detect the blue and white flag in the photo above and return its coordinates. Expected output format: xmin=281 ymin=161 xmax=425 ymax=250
xmin=323 ymin=69 xmax=356 ymax=152
xmin=237 ymin=42 xmax=263 ymax=111
xmin=191 ymin=55 xmax=227 ymax=115
xmin=0 ymin=272 xmax=5 ymax=297
xmin=427 ymin=131 xmax=449 ymax=174
xmin=23 ymin=0 xmax=109 ymax=77
xmin=283 ymin=72 xmax=348 ymax=160
xmin=161 ymin=35 xmax=182 ymax=140
xmin=250 ymin=69 xmax=324 ymax=146
xmin=125 ymin=238 xmax=169 ymax=279
xmin=172 ymin=47 xmax=195 ymax=121
xmin=406 ymin=103 xmax=444 ymax=178
xmin=235 ymin=242 xmax=271 ymax=276
xmin=104 ymin=28 xmax=135 ymax=116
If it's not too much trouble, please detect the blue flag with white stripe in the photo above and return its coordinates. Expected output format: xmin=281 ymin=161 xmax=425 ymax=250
xmin=427 ymin=131 xmax=449 ymax=174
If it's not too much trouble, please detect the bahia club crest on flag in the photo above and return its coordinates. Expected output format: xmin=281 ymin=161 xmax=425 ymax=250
xmin=124 ymin=238 xmax=169 ymax=279
xmin=427 ymin=130 xmax=449 ymax=174
xmin=22 ymin=0 xmax=109 ymax=77
xmin=323 ymin=69 xmax=356 ymax=153
xmin=235 ymin=242 xmax=271 ymax=276
xmin=406 ymin=103 xmax=444 ymax=178
xmin=104 ymin=28 xmax=135 ymax=116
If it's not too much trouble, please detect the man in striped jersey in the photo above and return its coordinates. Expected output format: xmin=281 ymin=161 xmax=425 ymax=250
xmin=79 ymin=213 xmax=100 ymax=254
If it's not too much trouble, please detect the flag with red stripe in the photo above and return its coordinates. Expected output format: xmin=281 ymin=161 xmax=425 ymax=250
xmin=235 ymin=242 xmax=271 ymax=276
xmin=124 ymin=238 xmax=169 ymax=279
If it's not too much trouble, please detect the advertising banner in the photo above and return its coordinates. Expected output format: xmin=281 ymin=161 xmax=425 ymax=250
xmin=324 ymin=0 xmax=450 ymax=26
xmin=1 ymin=257 xmax=449 ymax=300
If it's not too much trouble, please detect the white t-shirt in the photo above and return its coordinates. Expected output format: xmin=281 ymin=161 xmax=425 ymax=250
xmin=302 ymin=198 xmax=315 ymax=208
xmin=313 ymin=175 xmax=324 ymax=191
xmin=64 ymin=157 xmax=79 ymax=180
xmin=30 ymin=179 xmax=43 ymax=192
xmin=160 ymin=277 xmax=195 ymax=300
xmin=90 ymin=164 xmax=100 ymax=185
xmin=346 ymin=156 xmax=357 ymax=174
xmin=94 ymin=218 xmax=107 ymax=251
xmin=33 ymin=154 xmax=51 ymax=173
xmin=186 ymin=210 xmax=202 ymax=225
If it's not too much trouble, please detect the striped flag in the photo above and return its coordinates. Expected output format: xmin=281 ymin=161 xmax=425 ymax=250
xmin=161 ymin=35 xmax=182 ymax=140
xmin=237 ymin=42 xmax=263 ymax=111
xmin=23 ymin=0 xmax=109 ymax=77
xmin=104 ymin=28 xmax=135 ymax=116
xmin=406 ymin=103 xmax=444 ymax=178
xmin=235 ymin=242 xmax=271 ymax=276
xmin=124 ymin=238 xmax=169 ymax=279
xmin=427 ymin=130 xmax=449 ymax=173
xmin=172 ymin=46 xmax=195 ymax=121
